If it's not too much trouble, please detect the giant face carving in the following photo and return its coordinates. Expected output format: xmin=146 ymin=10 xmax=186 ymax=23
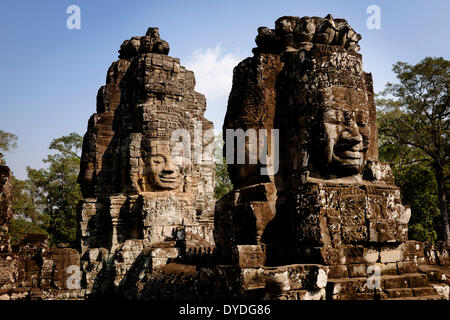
xmin=309 ymin=89 xmax=370 ymax=179
xmin=147 ymin=141 xmax=182 ymax=191
xmin=322 ymin=106 xmax=369 ymax=173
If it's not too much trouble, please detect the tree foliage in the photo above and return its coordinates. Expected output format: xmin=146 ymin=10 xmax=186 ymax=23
xmin=9 ymin=133 xmax=82 ymax=246
xmin=0 ymin=130 xmax=18 ymax=152
xmin=0 ymin=130 xmax=18 ymax=164
xmin=11 ymin=176 xmax=44 ymax=225
xmin=215 ymin=160 xmax=233 ymax=200
xmin=395 ymin=165 xmax=440 ymax=242
xmin=377 ymin=57 xmax=449 ymax=244
xmin=214 ymin=134 xmax=233 ymax=199
xmin=8 ymin=218 xmax=48 ymax=246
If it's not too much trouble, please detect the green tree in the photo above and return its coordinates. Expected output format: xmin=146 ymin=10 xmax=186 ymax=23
xmin=12 ymin=176 xmax=43 ymax=223
xmin=395 ymin=165 xmax=440 ymax=242
xmin=8 ymin=218 xmax=48 ymax=246
xmin=214 ymin=134 xmax=233 ymax=199
xmin=377 ymin=57 xmax=449 ymax=245
xmin=215 ymin=160 xmax=233 ymax=199
xmin=9 ymin=176 xmax=48 ymax=246
xmin=0 ymin=130 xmax=18 ymax=164
xmin=10 ymin=133 xmax=83 ymax=246
xmin=0 ymin=130 xmax=18 ymax=152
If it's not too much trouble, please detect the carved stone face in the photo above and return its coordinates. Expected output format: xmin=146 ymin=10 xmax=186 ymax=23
xmin=295 ymin=17 xmax=315 ymax=42
xmin=139 ymin=36 xmax=152 ymax=53
xmin=147 ymin=142 xmax=182 ymax=190
xmin=275 ymin=16 xmax=299 ymax=34
xmin=318 ymin=106 xmax=369 ymax=177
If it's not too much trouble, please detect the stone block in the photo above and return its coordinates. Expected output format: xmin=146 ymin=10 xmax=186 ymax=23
xmin=241 ymin=268 xmax=265 ymax=289
xmin=363 ymin=247 xmax=379 ymax=264
xmin=150 ymin=247 xmax=179 ymax=259
xmin=264 ymin=269 xmax=290 ymax=293
xmin=408 ymin=274 xmax=429 ymax=288
xmin=328 ymin=264 xmax=349 ymax=279
xmin=151 ymin=257 xmax=168 ymax=269
xmin=263 ymin=264 xmax=329 ymax=293
xmin=298 ymin=288 xmax=326 ymax=300
xmin=382 ymin=276 xmax=409 ymax=289
xmin=343 ymin=245 xmax=366 ymax=264
xmin=327 ymin=278 xmax=370 ymax=297
xmin=341 ymin=226 xmax=367 ymax=243
xmin=380 ymin=244 xmax=404 ymax=263
xmin=384 ymin=288 xmax=413 ymax=298
xmin=403 ymin=241 xmax=425 ymax=260
xmin=233 ymin=245 xmax=266 ymax=268
xmin=368 ymin=219 xmax=398 ymax=242
xmin=432 ymin=283 xmax=449 ymax=300
xmin=397 ymin=261 xmax=418 ymax=274
xmin=348 ymin=264 xmax=367 ymax=277
xmin=412 ymin=287 xmax=436 ymax=296
xmin=379 ymin=262 xmax=398 ymax=275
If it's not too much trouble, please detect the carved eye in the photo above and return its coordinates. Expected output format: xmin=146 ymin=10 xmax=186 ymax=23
xmin=343 ymin=110 xmax=353 ymax=124
xmin=152 ymin=155 xmax=165 ymax=164
xmin=323 ymin=109 xmax=339 ymax=124
xmin=356 ymin=111 xmax=368 ymax=127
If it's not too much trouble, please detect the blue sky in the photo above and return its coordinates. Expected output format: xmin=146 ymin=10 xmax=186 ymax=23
xmin=0 ymin=0 xmax=449 ymax=179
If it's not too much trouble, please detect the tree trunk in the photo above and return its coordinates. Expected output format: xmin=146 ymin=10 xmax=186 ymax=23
xmin=434 ymin=160 xmax=450 ymax=246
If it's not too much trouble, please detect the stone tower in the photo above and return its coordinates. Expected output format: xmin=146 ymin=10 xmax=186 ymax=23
xmin=217 ymin=13 xmax=407 ymax=263
xmin=77 ymin=28 xmax=215 ymax=295
xmin=213 ymin=15 xmax=444 ymax=300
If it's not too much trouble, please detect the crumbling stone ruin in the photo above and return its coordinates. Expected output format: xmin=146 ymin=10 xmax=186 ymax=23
xmin=0 ymin=16 xmax=448 ymax=301
xmin=0 ymin=162 xmax=81 ymax=300
xmin=214 ymin=14 xmax=450 ymax=300
xmin=76 ymin=27 xmax=216 ymax=298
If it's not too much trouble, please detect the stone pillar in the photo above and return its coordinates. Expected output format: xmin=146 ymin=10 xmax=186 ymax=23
xmin=76 ymin=27 xmax=216 ymax=296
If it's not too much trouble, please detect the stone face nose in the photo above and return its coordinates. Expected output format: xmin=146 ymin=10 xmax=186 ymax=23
xmin=162 ymin=160 xmax=178 ymax=175
xmin=162 ymin=168 xmax=175 ymax=175
xmin=340 ymin=122 xmax=363 ymax=146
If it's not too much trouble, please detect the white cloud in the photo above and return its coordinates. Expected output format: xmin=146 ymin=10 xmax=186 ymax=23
xmin=186 ymin=45 xmax=241 ymax=104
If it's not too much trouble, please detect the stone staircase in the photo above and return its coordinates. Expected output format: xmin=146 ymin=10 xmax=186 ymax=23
xmin=326 ymin=261 xmax=445 ymax=300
